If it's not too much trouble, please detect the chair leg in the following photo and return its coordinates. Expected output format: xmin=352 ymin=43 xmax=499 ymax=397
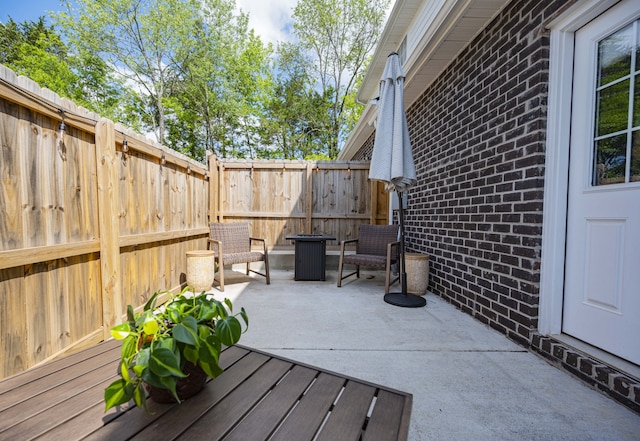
xmin=264 ymin=254 xmax=270 ymax=285
xmin=385 ymin=259 xmax=392 ymax=294
xmin=384 ymin=270 xmax=390 ymax=295
xmin=218 ymin=259 xmax=225 ymax=292
xmin=337 ymin=253 xmax=345 ymax=287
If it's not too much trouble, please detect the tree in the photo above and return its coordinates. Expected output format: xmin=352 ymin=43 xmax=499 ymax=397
xmin=0 ymin=17 xmax=128 ymax=121
xmin=162 ymin=1 xmax=272 ymax=160
xmin=293 ymin=0 xmax=390 ymax=158
xmin=56 ymin=0 xmax=204 ymax=145
xmin=262 ymin=43 xmax=332 ymax=159
xmin=56 ymin=0 xmax=271 ymax=159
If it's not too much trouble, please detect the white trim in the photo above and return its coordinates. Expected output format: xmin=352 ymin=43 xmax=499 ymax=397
xmin=540 ymin=0 xmax=621 ymax=335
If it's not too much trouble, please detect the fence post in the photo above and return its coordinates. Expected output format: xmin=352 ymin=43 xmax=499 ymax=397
xmin=218 ymin=161 xmax=224 ymax=222
xmin=95 ymin=118 xmax=123 ymax=339
xmin=305 ymin=162 xmax=313 ymax=233
xmin=370 ymin=179 xmax=377 ymax=225
xmin=208 ymin=152 xmax=217 ymax=223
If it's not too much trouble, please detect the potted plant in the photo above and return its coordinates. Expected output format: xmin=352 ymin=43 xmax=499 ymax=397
xmin=104 ymin=287 xmax=248 ymax=411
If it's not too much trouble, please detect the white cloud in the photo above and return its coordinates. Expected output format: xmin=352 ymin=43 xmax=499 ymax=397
xmin=236 ymin=0 xmax=298 ymax=45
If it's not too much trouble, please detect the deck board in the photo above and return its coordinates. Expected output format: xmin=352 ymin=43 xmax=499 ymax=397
xmin=363 ymin=390 xmax=411 ymax=441
xmin=176 ymin=358 xmax=293 ymax=440
xmin=0 ymin=341 xmax=411 ymax=441
xmin=223 ymin=365 xmax=319 ymax=441
xmin=269 ymin=372 xmax=346 ymax=441
xmin=315 ymin=381 xmax=377 ymax=441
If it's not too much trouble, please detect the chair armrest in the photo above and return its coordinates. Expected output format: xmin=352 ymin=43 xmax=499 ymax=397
xmin=208 ymin=239 xmax=223 ymax=256
xmin=340 ymin=238 xmax=358 ymax=254
xmin=386 ymin=241 xmax=400 ymax=260
xmin=249 ymin=237 xmax=268 ymax=254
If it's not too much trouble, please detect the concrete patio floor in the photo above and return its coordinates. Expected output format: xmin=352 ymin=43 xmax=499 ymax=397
xmin=211 ymin=268 xmax=640 ymax=441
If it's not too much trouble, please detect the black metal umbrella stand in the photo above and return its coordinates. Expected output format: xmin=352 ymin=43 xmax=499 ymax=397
xmin=384 ymin=191 xmax=427 ymax=308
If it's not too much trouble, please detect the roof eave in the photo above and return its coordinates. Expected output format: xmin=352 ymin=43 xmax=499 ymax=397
xmin=343 ymin=0 xmax=511 ymax=160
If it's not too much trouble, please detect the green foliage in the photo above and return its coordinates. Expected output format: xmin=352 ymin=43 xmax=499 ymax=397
xmin=261 ymin=43 xmax=332 ymax=159
xmin=103 ymin=287 xmax=248 ymax=412
xmin=293 ymin=0 xmax=390 ymax=158
xmin=0 ymin=16 xmax=138 ymax=124
xmin=2 ymin=0 xmax=389 ymax=161
xmin=55 ymin=0 xmax=274 ymax=159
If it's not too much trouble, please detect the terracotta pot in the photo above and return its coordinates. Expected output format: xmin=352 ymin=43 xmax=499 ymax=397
xmin=146 ymin=362 xmax=208 ymax=403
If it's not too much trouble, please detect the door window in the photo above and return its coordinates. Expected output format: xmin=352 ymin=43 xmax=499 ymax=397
xmin=593 ymin=19 xmax=640 ymax=185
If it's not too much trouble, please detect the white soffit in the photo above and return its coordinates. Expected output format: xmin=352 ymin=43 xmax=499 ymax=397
xmin=341 ymin=0 xmax=510 ymax=160
xmin=359 ymin=0 xmax=511 ymax=106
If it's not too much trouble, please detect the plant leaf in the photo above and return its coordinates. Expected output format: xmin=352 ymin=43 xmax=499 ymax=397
xmin=183 ymin=345 xmax=198 ymax=364
xmin=240 ymin=307 xmax=249 ymax=328
xmin=198 ymin=303 xmax=216 ymax=322
xmin=110 ymin=323 xmax=130 ymax=340
xmin=215 ymin=316 xmax=242 ymax=346
xmin=133 ymin=383 xmax=147 ymax=410
xmin=143 ymin=317 xmax=159 ymax=336
xmin=143 ymin=291 xmax=160 ymax=311
xmin=158 ymin=375 xmax=180 ymax=403
xmin=126 ymin=304 xmax=135 ymax=325
xmin=121 ymin=334 xmax=137 ymax=360
xmin=133 ymin=364 xmax=145 ymax=378
xmin=198 ymin=336 xmax=222 ymax=378
xmin=104 ymin=379 xmax=132 ymax=411
xmin=149 ymin=347 xmax=187 ymax=378
xmin=120 ymin=361 xmax=131 ymax=383
xmin=172 ymin=316 xmax=198 ymax=346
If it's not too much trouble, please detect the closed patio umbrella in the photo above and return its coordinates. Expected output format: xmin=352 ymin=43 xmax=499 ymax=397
xmin=369 ymin=52 xmax=426 ymax=308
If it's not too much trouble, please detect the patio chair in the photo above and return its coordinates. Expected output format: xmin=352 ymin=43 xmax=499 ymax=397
xmin=337 ymin=224 xmax=400 ymax=294
xmin=208 ymin=222 xmax=270 ymax=291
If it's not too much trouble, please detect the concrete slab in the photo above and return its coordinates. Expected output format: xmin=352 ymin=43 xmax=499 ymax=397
xmin=208 ymin=268 xmax=640 ymax=440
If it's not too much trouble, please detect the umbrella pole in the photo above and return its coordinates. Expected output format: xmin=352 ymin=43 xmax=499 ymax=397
xmin=384 ymin=191 xmax=426 ymax=308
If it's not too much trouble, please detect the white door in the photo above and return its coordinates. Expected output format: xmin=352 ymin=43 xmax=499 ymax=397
xmin=564 ymin=0 xmax=640 ymax=365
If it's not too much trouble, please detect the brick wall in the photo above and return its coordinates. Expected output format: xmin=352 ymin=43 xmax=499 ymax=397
xmin=358 ymin=0 xmax=556 ymax=346
xmin=352 ymin=132 xmax=375 ymax=161
xmin=351 ymin=0 xmax=640 ymax=414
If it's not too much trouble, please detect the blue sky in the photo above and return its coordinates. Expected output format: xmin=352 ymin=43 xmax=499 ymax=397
xmin=0 ymin=0 xmax=295 ymax=45
xmin=0 ymin=0 xmax=69 ymax=24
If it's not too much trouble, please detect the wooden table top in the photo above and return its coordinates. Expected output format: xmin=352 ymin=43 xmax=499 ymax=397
xmin=0 ymin=339 xmax=411 ymax=440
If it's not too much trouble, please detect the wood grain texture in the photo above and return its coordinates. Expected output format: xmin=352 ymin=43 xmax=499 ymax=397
xmin=1 ymin=72 xmax=210 ymax=379
xmin=214 ymin=160 xmax=385 ymax=246
xmin=0 ymin=342 xmax=411 ymax=441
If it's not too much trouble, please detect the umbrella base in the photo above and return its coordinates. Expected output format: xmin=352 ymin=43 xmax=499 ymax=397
xmin=384 ymin=292 xmax=426 ymax=308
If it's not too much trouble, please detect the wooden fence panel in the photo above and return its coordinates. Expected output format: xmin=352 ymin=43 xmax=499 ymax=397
xmin=0 ymin=66 xmax=210 ymax=379
xmin=0 ymin=100 xmax=22 ymax=250
xmin=213 ymin=160 xmax=385 ymax=247
xmin=0 ymin=64 xmax=386 ymax=379
xmin=0 ymin=266 xmax=26 ymax=376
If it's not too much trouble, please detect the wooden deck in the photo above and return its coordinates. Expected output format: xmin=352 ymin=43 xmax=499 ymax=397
xmin=0 ymin=339 xmax=412 ymax=440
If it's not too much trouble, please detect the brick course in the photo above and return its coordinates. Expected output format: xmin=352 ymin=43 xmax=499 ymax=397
xmin=349 ymin=0 xmax=639 ymax=414
xmin=357 ymin=0 xmax=553 ymax=346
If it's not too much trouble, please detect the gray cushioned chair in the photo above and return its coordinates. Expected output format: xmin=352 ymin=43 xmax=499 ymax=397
xmin=208 ymin=222 xmax=270 ymax=291
xmin=337 ymin=224 xmax=400 ymax=294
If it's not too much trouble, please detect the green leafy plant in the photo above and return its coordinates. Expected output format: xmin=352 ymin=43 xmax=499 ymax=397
xmin=104 ymin=287 xmax=248 ymax=411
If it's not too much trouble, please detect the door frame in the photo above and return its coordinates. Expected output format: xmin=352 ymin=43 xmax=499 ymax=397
xmin=539 ymin=0 xmax=622 ymax=336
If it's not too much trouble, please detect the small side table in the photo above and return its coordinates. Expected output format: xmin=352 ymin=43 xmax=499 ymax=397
xmin=285 ymin=234 xmax=336 ymax=281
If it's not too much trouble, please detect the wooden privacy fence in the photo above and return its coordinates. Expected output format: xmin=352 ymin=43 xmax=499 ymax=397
xmin=0 ymin=66 xmax=209 ymax=379
xmin=0 ymin=64 xmax=389 ymax=380
xmin=209 ymin=159 xmax=389 ymax=247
